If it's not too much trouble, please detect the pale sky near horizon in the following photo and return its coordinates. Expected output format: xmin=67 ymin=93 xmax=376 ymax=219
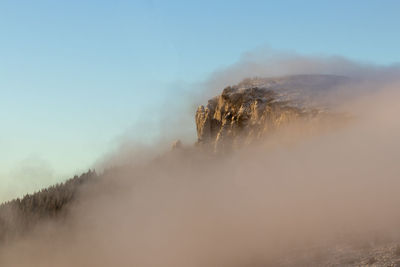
xmin=1 ymin=0 xmax=400 ymax=200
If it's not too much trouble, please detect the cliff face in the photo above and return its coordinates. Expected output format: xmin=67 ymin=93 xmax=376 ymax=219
xmin=195 ymin=75 xmax=348 ymax=152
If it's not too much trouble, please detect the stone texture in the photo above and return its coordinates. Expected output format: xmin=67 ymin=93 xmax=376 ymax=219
xmin=195 ymin=75 xmax=348 ymax=152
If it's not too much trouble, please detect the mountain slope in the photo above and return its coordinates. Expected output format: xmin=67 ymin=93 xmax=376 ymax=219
xmin=0 ymin=170 xmax=97 ymax=243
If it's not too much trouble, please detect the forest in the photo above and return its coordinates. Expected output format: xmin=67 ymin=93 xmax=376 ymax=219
xmin=0 ymin=170 xmax=97 ymax=244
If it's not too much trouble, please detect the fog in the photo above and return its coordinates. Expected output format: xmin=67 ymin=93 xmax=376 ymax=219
xmin=1 ymin=53 xmax=400 ymax=266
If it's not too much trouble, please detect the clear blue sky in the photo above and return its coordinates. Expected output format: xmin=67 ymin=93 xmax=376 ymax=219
xmin=1 ymin=0 xmax=399 ymax=199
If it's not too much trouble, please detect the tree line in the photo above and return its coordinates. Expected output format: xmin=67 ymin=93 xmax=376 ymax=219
xmin=0 ymin=170 xmax=97 ymax=244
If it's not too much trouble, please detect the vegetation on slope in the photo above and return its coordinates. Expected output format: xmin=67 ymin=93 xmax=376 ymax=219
xmin=0 ymin=170 xmax=97 ymax=244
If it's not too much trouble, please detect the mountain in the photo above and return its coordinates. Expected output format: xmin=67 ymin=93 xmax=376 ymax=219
xmin=2 ymin=74 xmax=397 ymax=266
xmin=196 ymin=74 xmax=350 ymax=152
xmin=0 ymin=75 xmax=350 ymax=244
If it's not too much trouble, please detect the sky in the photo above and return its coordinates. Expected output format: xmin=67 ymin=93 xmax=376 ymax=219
xmin=1 ymin=0 xmax=400 ymax=200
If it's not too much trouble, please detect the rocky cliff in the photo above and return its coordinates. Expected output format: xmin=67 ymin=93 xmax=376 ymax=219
xmin=195 ymin=74 xmax=349 ymax=152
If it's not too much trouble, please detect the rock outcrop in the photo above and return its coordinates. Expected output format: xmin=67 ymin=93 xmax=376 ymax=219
xmin=195 ymin=75 xmax=349 ymax=152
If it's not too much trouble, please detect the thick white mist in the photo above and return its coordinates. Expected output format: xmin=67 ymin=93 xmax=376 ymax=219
xmin=1 ymin=53 xmax=400 ymax=266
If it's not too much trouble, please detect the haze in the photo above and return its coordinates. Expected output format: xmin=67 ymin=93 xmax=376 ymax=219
xmin=2 ymin=0 xmax=400 ymax=201
xmin=1 ymin=1 xmax=400 ymax=266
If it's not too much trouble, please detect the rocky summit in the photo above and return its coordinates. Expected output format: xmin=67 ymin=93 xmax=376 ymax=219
xmin=195 ymin=74 xmax=349 ymax=152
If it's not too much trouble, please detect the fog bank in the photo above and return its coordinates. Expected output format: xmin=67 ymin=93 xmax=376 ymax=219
xmin=1 ymin=53 xmax=400 ymax=266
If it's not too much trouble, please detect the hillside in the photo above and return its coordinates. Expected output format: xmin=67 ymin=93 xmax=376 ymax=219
xmin=0 ymin=170 xmax=97 ymax=244
xmin=0 ymin=75 xmax=356 ymax=244
xmin=1 ymin=74 xmax=399 ymax=266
